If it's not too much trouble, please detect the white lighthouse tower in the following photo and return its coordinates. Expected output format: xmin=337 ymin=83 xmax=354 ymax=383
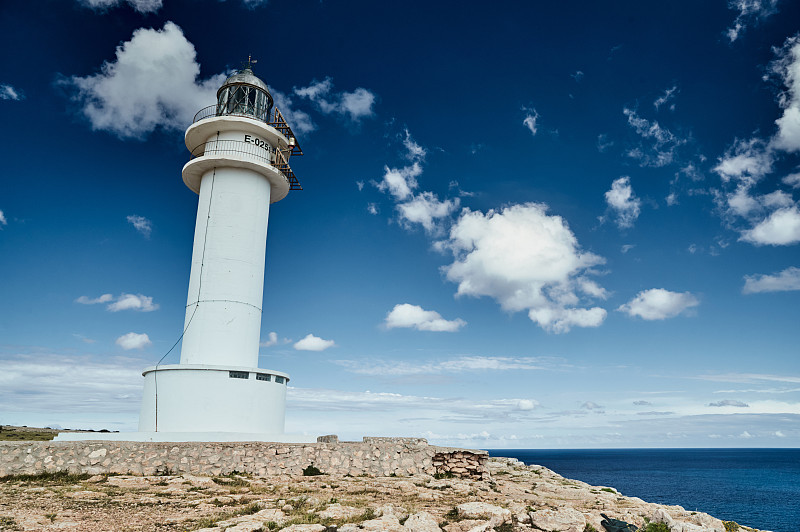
xmin=55 ymin=63 xmax=312 ymax=443
xmin=132 ymin=63 xmax=309 ymax=441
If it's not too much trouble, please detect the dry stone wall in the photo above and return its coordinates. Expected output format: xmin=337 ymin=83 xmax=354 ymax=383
xmin=0 ymin=438 xmax=489 ymax=480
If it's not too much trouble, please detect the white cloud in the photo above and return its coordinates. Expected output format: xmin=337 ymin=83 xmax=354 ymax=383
xmin=441 ymin=203 xmax=607 ymax=333
xmin=522 ymin=107 xmax=540 ymax=136
xmin=65 ymin=22 xmax=226 ymax=139
xmin=384 ymin=303 xmax=466 ymax=332
xmin=377 ymin=163 xmax=421 ymax=201
xmin=623 ymin=107 xmax=687 ymax=167
xmin=618 ymin=288 xmax=699 ymax=320
xmin=293 ymin=333 xmax=335 ymax=351
xmin=571 ymin=71 xmax=584 ymax=82
xmin=726 ymin=0 xmax=780 ymax=42
xmin=333 ymin=355 xmax=547 ymax=376
xmin=0 ymin=209 xmax=7 ymax=227
xmin=653 ymin=85 xmax=678 ymax=111
xmin=260 ymin=332 xmax=278 ymax=347
xmin=770 ymin=35 xmax=800 ymax=152
xmin=0 ymin=84 xmax=23 ymax=101
xmin=109 ymin=294 xmax=158 ymax=312
xmin=597 ymin=134 xmax=614 ymax=153
xmin=0 ymin=353 xmax=144 ymax=417
xmin=76 ymin=293 xmax=158 ymax=312
xmin=367 ymin=203 xmax=378 ymax=215
xmin=783 ymin=172 xmax=800 ymax=187
xmin=743 ymin=266 xmax=800 ymax=293
xmin=79 ymin=0 xmax=162 ymax=12
xmin=739 ymin=206 xmax=800 ymax=245
xmin=604 ymin=176 xmax=642 ymax=228
xmin=713 ymin=138 xmax=773 ymax=185
xmin=294 ymin=77 xmax=376 ymax=122
xmin=397 ymin=192 xmax=459 ymax=233
xmin=738 ymin=430 xmax=754 ymax=438
xmin=115 ymin=332 xmax=151 ymax=350
xmin=581 ymin=401 xmax=604 ymax=410
xmin=75 ymin=294 xmax=114 ymax=305
xmin=127 ymin=214 xmax=152 ymax=238
xmin=708 ymin=399 xmax=749 ymax=407
xmin=271 ymin=89 xmax=315 ymax=135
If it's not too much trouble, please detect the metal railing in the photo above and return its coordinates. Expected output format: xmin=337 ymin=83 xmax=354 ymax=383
xmin=192 ymin=104 xmax=303 ymax=156
xmin=189 ymin=139 xmax=301 ymax=190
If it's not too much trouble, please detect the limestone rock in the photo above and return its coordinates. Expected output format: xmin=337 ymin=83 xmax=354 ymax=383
xmin=455 ymin=502 xmax=511 ymax=522
xmin=375 ymin=503 xmax=409 ymax=520
xmin=403 ymin=511 xmax=441 ymax=531
xmin=319 ymin=503 xmax=364 ymax=520
xmin=529 ymin=507 xmax=586 ymax=532
xmin=280 ymin=525 xmax=326 ymax=532
xmin=359 ymin=514 xmax=405 ymax=531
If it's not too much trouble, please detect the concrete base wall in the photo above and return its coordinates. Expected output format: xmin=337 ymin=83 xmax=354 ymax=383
xmin=0 ymin=439 xmax=488 ymax=480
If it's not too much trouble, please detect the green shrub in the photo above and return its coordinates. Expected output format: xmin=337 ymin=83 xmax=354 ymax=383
xmin=641 ymin=523 xmax=670 ymax=532
xmin=724 ymin=522 xmax=740 ymax=532
xmin=302 ymin=464 xmax=324 ymax=476
xmin=584 ymin=524 xmax=599 ymax=532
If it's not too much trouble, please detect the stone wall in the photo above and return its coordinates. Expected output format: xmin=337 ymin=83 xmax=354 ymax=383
xmin=0 ymin=438 xmax=488 ymax=480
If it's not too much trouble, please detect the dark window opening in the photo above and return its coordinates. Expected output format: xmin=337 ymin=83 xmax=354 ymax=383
xmin=229 ymin=371 xmax=249 ymax=379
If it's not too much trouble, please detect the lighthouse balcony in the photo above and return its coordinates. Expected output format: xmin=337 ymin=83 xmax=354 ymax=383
xmin=189 ymin=139 xmax=301 ymax=191
xmin=193 ymin=104 xmax=303 ymax=156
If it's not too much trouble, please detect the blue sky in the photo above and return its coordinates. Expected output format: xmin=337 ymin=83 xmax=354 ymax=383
xmin=1 ymin=0 xmax=799 ymax=448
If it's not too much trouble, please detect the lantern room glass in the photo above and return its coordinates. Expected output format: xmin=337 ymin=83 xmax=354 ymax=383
xmin=216 ymin=85 xmax=272 ymax=122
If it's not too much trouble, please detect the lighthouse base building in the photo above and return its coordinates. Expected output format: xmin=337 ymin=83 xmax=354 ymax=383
xmin=57 ymin=65 xmax=313 ymax=443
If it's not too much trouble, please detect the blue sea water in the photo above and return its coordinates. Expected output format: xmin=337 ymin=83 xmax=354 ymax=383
xmin=485 ymin=449 xmax=800 ymax=532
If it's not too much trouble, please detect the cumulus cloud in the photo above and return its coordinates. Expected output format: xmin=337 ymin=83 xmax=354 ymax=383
xmin=76 ymin=293 xmax=158 ymax=312
xmin=739 ymin=206 xmax=800 ymax=245
xmin=522 ymin=107 xmax=540 ymax=136
xmin=604 ymin=176 xmax=642 ymax=229
xmin=618 ymin=288 xmax=699 ymax=320
xmin=1 ymin=84 xmax=23 ymax=101
xmin=0 ymin=209 xmax=7 ymax=227
xmin=708 ymin=399 xmax=750 ymax=407
xmin=384 ymin=303 xmax=466 ymax=332
xmin=440 ymin=203 xmax=607 ymax=333
xmin=726 ymin=0 xmax=780 ymax=43
xmin=396 ymin=192 xmax=459 ymax=233
xmin=743 ymin=266 xmax=800 ymax=293
xmin=333 ymin=356 xmax=547 ymax=376
xmin=623 ymin=107 xmax=687 ymax=167
xmin=294 ymin=77 xmax=376 ymax=122
xmin=581 ymin=401 xmax=604 ymax=410
xmin=127 ymin=214 xmax=152 ymax=238
xmin=115 ymin=332 xmax=151 ymax=350
xmin=293 ymin=333 xmax=335 ymax=351
xmin=377 ymin=163 xmax=421 ymax=201
xmin=64 ymin=22 xmax=226 ymax=139
xmin=770 ymin=34 xmax=800 ymax=153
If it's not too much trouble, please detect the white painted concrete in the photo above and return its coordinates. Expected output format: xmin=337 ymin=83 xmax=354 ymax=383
xmin=138 ymin=365 xmax=288 ymax=433
xmin=179 ymin=165 xmax=271 ymax=368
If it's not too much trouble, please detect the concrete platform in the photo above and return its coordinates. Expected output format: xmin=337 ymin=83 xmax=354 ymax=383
xmin=52 ymin=431 xmax=315 ymax=443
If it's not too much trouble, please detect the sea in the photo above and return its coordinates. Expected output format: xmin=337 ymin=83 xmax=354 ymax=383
xmin=484 ymin=449 xmax=800 ymax=532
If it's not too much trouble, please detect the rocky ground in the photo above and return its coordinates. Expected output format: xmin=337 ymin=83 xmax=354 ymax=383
xmin=0 ymin=457 xmax=759 ymax=532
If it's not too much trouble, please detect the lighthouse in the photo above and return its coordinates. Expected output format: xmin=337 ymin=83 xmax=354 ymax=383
xmin=55 ymin=63 xmax=312 ymax=442
xmin=131 ymin=63 xmax=309 ymax=441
